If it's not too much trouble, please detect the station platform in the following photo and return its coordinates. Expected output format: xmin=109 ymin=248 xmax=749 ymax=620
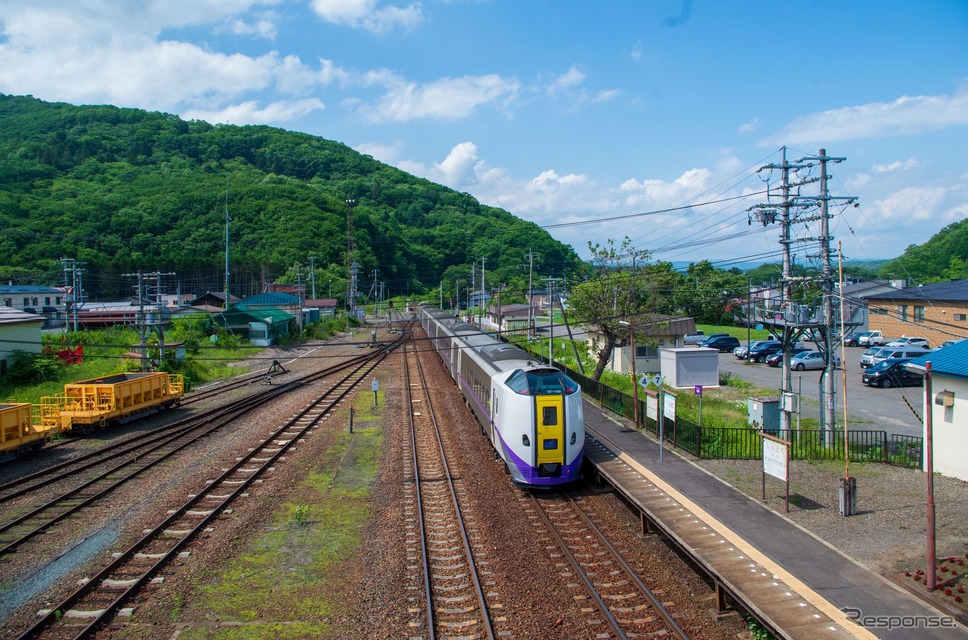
xmin=581 ymin=398 xmax=966 ymax=640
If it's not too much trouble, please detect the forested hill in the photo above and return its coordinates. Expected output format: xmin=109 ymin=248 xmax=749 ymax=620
xmin=0 ymin=93 xmax=582 ymax=300
xmin=877 ymin=219 xmax=968 ymax=284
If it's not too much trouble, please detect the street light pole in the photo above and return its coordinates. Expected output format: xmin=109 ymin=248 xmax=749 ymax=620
xmin=620 ymin=320 xmax=639 ymax=428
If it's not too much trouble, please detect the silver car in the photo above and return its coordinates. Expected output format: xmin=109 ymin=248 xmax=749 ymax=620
xmin=790 ymin=350 xmax=841 ymax=371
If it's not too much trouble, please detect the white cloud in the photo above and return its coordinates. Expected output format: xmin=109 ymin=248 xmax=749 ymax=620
xmin=872 ymin=186 xmax=950 ymax=223
xmin=617 ymin=168 xmax=712 ymax=209
xmin=763 ymin=89 xmax=968 ymax=145
xmin=183 ymin=98 xmax=325 ymax=125
xmin=871 ymin=158 xmax=920 ymax=173
xmin=738 ymin=117 xmax=759 ymax=135
xmin=357 ymin=71 xmax=520 ymax=122
xmin=308 ymin=0 xmax=423 ymax=33
xmin=217 ymin=15 xmax=279 ymax=40
xmin=0 ymin=3 xmax=333 ymax=118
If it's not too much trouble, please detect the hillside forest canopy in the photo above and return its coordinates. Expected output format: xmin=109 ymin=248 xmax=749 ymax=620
xmin=1 ymin=93 xmax=965 ymax=309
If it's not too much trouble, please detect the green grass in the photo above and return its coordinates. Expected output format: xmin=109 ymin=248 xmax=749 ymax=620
xmin=173 ymin=392 xmax=384 ymax=639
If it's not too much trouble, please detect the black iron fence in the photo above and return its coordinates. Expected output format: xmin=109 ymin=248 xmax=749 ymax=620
xmin=557 ymin=362 xmax=923 ymax=468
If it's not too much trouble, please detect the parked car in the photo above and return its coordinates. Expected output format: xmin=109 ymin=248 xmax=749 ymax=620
xmin=765 ymin=347 xmax=811 ymax=367
xmin=860 ymin=346 xmax=932 ymax=369
xmin=844 ymin=331 xmax=875 ymax=347
xmin=934 ymin=339 xmax=966 ymax=351
xmin=857 ymin=330 xmax=886 ymax=347
xmin=862 ymin=358 xmax=923 ymax=388
xmin=747 ymin=340 xmax=783 ymax=363
xmin=884 ymin=336 xmax=930 ymax=349
xmin=790 ymin=350 xmax=840 ymax=371
xmin=733 ymin=339 xmax=770 ymax=359
xmin=701 ymin=335 xmax=741 ymax=352
xmin=683 ymin=330 xmax=716 ymax=346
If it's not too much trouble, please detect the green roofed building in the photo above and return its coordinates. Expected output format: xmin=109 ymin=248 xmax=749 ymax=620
xmin=209 ymin=304 xmax=295 ymax=346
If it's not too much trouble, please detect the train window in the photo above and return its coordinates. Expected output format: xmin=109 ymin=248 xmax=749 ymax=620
xmin=505 ymin=370 xmax=530 ymax=394
xmin=542 ymin=406 xmax=558 ymax=425
xmin=506 ymin=369 xmax=578 ymax=395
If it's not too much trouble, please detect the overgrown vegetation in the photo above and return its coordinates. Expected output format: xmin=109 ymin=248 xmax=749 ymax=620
xmin=0 ymin=315 xmax=347 ymax=403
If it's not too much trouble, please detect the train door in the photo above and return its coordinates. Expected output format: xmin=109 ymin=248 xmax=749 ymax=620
xmin=534 ymin=395 xmax=565 ymax=467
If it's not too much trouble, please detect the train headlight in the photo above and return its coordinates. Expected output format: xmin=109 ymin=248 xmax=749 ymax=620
xmin=570 ymin=432 xmax=576 ymax=445
xmin=522 ymin=434 xmax=530 ymax=446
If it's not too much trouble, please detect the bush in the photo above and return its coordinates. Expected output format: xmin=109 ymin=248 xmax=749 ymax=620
xmin=4 ymin=351 xmax=63 ymax=385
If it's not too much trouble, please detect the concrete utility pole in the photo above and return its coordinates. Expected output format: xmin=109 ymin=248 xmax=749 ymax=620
xmin=480 ymin=257 xmax=486 ymax=327
xmin=345 ymin=198 xmax=359 ymax=317
xmin=224 ymin=177 xmax=231 ymax=310
xmin=309 ymin=256 xmax=316 ymax=299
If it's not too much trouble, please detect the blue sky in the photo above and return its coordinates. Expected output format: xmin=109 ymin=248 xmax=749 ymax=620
xmin=1 ymin=0 xmax=966 ymax=271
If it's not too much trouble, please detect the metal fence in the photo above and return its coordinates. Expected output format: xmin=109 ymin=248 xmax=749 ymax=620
xmin=557 ymin=363 xmax=923 ymax=469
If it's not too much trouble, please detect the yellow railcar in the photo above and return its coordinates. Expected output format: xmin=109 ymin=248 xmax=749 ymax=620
xmin=0 ymin=402 xmax=54 ymax=456
xmin=41 ymin=372 xmax=184 ymax=431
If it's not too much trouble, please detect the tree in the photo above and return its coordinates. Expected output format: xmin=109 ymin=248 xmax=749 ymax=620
xmin=568 ymin=238 xmax=654 ymax=381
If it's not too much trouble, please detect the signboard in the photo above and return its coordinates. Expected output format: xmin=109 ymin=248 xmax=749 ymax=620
xmin=646 ymin=394 xmax=658 ymax=421
xmin=663 ymin=393 xmax=676 ymax=420
xmin=694 ymin=385 xmax=703 ymax=396
xmin=761 ymin=434 xmax=791 ymax=513
xmin=762 ymin=439 xmax=787 ymax=480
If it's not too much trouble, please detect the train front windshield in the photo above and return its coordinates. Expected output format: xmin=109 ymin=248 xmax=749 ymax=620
xmin=506 ymin=369 xmax=578 ymax=395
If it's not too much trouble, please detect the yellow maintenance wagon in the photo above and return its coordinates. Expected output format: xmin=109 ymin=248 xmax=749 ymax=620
xmin=41 ymin=372 xmax=185 ymax=432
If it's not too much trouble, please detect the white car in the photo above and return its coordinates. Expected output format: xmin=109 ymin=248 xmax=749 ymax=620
xmin=885 ymin=336 xmax=930 ymax=349
xmin=790 ymin=350 xmax=841 ymax=371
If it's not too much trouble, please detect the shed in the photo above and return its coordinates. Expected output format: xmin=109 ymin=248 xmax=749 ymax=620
xmin=659 ymin=347 xmax=719 ymax=389
xmin=210 ymin=305 xmax=295 ymax=346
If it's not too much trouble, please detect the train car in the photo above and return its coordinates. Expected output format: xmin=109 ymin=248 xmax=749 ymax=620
xmin=0 ymin=402 xmax=51 ymax=458
xmin=40 ymin=371 xmax=185 ymax=432
xmin=418 ymin=304 xmax=583 ymax=487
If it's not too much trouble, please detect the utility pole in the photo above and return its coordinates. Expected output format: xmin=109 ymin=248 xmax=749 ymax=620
xmin=794 ymin=148 xmax=855 ymax=439
xmin=480 ymin=257 xmax=486 ymax=327
xmin=753 ymin=147 xmax=814 ymax=431
xmin=345 ymin=198 xmax=358 ymax=318
xmin=470 ymin=263 xmax=476 ymax=321
xmin=124 ymin=271 xmax=175 ymax=371
xmin=543 ymin=277 xmax=563 ymax=365
xmin=224 ymin=177 xmax=231 ymax=310
xmin=522 ymin=248 xmax=536 ymax=339
xmin=309 ymin=256 xmax=316 ymax=299
xmin=61 ymin=257 xmax=85 ymax=333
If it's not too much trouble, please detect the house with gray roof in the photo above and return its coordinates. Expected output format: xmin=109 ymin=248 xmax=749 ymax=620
xmin=0 ymin=306 xmax=44 ymax=376
xmin=864 ymin=279 xmax=968 ymax=348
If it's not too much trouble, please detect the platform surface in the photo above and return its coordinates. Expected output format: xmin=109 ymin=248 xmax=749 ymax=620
xmin=581 ymin=398 xmax=966 ymax=640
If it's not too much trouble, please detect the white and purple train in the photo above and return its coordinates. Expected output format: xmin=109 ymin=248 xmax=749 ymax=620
xmin=417 ymin=304 xmax=584 ymax=487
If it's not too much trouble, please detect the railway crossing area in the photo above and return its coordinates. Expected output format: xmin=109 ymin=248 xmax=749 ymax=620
xmin=580 ymin=399 xmax=964 ymax=639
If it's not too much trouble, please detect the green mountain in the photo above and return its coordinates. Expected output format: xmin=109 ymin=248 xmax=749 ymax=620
xmin=0 ymin=94 xmax=581 ymax=301
xmin=877 ymin=219 xmax=968 ymax=284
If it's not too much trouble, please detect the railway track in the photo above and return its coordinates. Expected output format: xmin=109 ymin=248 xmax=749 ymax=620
xmin=10 ymin=338 xmax=402 ymax=640
xmin=522 ymin=489 xmax=689 ymax=639
xmin=402 ymin=333 xmax=502 ymax=640
xmin=0 ymin=344 xmax=395 ymax=506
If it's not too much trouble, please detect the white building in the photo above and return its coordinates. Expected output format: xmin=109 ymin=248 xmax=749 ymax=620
xmin=0 ymin=306 xmax=44 ymax=376
xmin=906 ymin=341 xmax=968 ymax=482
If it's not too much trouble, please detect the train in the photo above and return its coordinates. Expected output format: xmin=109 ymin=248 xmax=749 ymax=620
xmin=417 ymin=304 xmax=584 ymax=487
xmin=1 ymin=371 xmax=184 ymax=457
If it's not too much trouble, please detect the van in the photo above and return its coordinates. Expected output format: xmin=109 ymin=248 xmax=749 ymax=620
xmin=860 ymin=347 xmax=931 ymax=369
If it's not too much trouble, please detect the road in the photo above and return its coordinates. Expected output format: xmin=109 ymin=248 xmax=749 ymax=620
xmin=715 ymin=346 xmax=925 ymax=439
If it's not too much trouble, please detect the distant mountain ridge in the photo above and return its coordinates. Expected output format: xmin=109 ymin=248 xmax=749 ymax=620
xmin=0 ymin=93 xmax=582 ymax=300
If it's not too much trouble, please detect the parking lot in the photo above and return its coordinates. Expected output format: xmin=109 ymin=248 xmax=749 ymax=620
xmin=715 ymin=346 xmax=925 ymax=438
